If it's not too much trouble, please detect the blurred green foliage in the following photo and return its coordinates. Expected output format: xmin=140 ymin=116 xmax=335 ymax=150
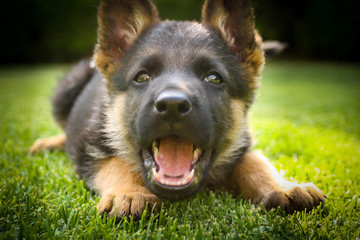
xmin=1 ymin=0 xmax=359 ymax=63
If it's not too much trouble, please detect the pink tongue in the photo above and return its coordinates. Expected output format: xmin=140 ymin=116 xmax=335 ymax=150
xmin=155 ymin=136 xmax=193 ymax=177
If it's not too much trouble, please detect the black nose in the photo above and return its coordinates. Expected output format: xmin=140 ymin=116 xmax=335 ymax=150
xmin=154 ymin=90 xmax=192 ymax=121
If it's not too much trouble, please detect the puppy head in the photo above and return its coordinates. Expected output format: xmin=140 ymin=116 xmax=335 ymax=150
xmin=97 ymin=0 xmax=264 ymax=200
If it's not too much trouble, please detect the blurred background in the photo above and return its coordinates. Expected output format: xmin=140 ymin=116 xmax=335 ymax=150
xmin=1 ymin=0 xmax=359 ymax=64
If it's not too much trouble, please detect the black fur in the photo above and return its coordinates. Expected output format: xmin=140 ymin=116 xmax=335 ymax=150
xmin=52 ymin=59 xmax=96 ymax=128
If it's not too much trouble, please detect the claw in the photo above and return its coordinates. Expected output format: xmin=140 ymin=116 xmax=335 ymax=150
xmin=101 ymin=209 xmax=107 ymax=218
xmin=284 ymin=204 xmax=290 ymax=213
xmin=135 ymin=210 xmax=139 ymax=218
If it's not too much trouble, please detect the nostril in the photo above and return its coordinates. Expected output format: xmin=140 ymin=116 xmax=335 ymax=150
xmin=155 ymin=101 xmax=167 ymax=113
xmin=178 ymin=101 xmax=191 ymax=114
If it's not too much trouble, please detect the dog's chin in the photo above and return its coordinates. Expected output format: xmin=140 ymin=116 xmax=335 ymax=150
xmin=141 ymin=135 xmax=213 ymax=200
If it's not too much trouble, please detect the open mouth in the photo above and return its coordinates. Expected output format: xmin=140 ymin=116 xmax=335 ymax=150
xmin=142 ymin=135 xmax=212 ymax=190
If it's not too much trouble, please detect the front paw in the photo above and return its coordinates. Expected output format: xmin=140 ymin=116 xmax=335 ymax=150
xmin=29 ymin=134 xmax=65 ymax=154
xmin=97 ymin=192 xmax=160 ymax=219
xmin=261 ymin=183 xmax=326 ymax=213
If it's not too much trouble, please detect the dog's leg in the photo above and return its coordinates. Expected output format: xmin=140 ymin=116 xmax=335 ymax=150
xmin=229 ymin=151 xmax=326 ymax=213
xmin=94 ymin=157 xmax=160 ymax=218
xmin=29 ymin=134 xmax=66 ymax=154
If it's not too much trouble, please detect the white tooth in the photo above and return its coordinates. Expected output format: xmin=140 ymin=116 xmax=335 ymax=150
xmin=152 ymin=168 xmax=160 ymax=180
xmin=192 ymin=149 xmax=202 ymax=164
xmin=152 ymin=141 xmax=159 ymax=157
xmin=187 ymin=169 xmax=195 ymax=181
xmin=181 ymin=179 xmax=187 ymax=185
xmin=153 ymin=148 xmax=158 ymax=158
xmin=194 ymin=148 xmax=202 ymax=159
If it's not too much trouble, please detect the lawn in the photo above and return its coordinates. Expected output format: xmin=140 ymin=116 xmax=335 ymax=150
xmin=0 ymin=60 xmax=359 ymax=239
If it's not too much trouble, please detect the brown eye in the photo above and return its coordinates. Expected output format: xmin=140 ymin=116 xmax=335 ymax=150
xmin=204 ymin=73 xmax=223 ymax=85
xmin=135 ymin=72 xmax=151 ymax=83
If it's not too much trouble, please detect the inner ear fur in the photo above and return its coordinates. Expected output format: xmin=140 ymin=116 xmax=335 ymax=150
xmin=95 ymin=0 xmax=159 ymax=79
xmin=202 ymin=0 xmax=265 ymax=90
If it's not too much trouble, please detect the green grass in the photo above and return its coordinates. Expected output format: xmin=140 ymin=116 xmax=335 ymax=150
xmin=1 ymin=60 xmax=359 ymax=239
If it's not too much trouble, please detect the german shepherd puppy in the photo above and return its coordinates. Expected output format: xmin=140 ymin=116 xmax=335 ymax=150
xmin=30 ymin=0 xmax=326 ymax=217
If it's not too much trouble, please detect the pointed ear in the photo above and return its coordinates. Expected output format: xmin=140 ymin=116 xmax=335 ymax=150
xmin=202 ymin=0 xmax=264 ymax=89
xmin=94 ymin=0 xmax=159 ymax=78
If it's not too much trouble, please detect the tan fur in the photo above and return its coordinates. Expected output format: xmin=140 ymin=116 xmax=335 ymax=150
xmin=102 ymin=93 xmax=142 ymax=172
xmin=228 ymin=151 xmax=325 ymax=212
xmin=29 ymin=134 xmax=66 ymax=154
xmin=94 ymin=157 xmax=160 ymax=216
xmin=94 ymin=47 xmax=121 ymax=80
xmin=125 ymin=10 xmax=155 ymax=45
xmin=207 ymin=7 xmax=233 ymax=47
xmin=214 ymin=100 xmax=246 ymax=168
xmin=95 ymin=0 xmax=160 ymax=79
xmin=201 ymin=0 xmax=265 ymax=92
xmin=238 ymin=45 xmax=265 ymax=91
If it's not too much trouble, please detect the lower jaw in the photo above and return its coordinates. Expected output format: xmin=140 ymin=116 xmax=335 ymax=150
xmin=141 ymin=148 xmax=214 ymax=200
xmin=146 ymin=173 xmax=202 ymax=201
